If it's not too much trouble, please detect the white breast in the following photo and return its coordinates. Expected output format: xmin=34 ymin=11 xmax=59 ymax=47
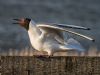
xmin=28 ymin=29 xmax=44 ymax=51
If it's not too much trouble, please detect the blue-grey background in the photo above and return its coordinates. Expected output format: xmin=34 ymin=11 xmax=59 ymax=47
xmin=0 ymin=0 xmax=99 ymax=54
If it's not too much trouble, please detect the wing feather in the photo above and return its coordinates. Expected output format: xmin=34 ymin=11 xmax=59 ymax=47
xmin=52 ymin=23 xmax=90 ymax=30
xmin=38 ymin=23 xmax=90 ymax=30
xmin=37 ymin=24 xmax=94 ymax=41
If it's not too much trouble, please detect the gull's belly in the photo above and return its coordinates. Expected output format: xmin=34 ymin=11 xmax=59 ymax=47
xmin=28 ymin=30 xmax=60 ymax=52
xmin=43 ymin=38 xmax=60 ymax=51
xmin=30 ymin=37 xmax=59 ymax=51
xmin=30 ymin=38 xmax=44 ymax=51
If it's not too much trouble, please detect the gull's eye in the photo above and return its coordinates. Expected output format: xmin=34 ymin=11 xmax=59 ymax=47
xmin=25 ymin=18 xmax=31 ymax=21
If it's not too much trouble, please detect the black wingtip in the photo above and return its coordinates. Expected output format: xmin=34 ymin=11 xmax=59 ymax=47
xmin=87 ymin=28 xmax=91 ymax=30
xmin=92 ymin=39 xmax=95 ymax=42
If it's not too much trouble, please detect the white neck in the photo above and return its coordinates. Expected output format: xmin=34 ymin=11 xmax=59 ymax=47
xmin=27 ymin=20 xmax=43 ymax=50
xmin=28 ymin=20 xmax=41 ymax=37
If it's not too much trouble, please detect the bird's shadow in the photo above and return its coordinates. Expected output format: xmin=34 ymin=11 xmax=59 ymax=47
xmin=33 ymin=55 xmax=62 ymax=61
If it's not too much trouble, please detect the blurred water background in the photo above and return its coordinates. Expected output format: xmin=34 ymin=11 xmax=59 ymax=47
xmin=0 ymin=0 xmax=100 ymax=55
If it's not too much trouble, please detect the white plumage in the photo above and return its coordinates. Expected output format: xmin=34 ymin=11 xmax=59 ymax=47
xmin=27 ymin=20 xmax=94 ymax=56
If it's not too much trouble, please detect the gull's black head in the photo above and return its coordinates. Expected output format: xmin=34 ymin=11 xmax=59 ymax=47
xmin=13 ymin=18 xmax=31 ymax=30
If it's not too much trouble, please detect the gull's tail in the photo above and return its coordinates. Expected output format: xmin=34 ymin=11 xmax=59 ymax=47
xmin=60 ymin=38 xmax=85 ymax=52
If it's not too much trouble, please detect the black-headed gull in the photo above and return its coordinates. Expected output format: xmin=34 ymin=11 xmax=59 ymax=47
xmin=13 ymin=18 xmax=94 ymax=56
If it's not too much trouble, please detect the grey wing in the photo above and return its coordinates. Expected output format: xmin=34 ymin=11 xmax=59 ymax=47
xmin=39 ymin=26 xmax=64 ymax=39
xmin=40 ymin=23 xmax=90 ymax=30
xmin=37 ymin=24 xmax=64 ymax=44
xmin=37 ymin=24 xmax=94 ymax=41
